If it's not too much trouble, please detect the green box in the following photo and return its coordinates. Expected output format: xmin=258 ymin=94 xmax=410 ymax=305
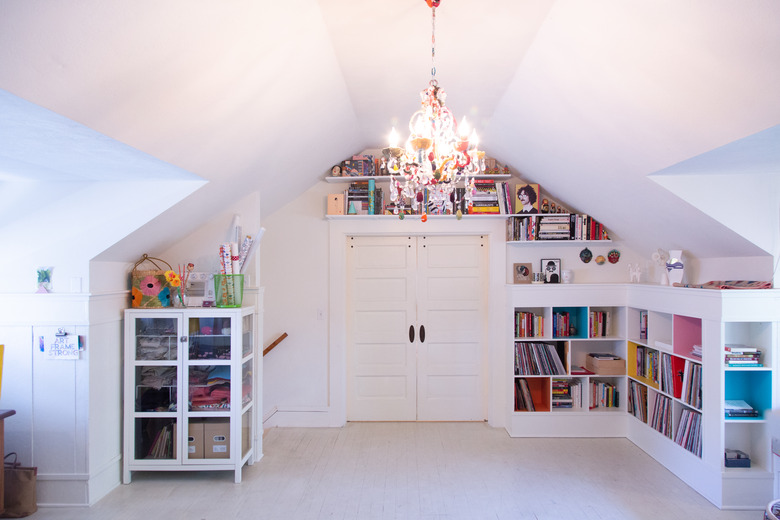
xmin=214 ymin=274 xmax=244 ymax=308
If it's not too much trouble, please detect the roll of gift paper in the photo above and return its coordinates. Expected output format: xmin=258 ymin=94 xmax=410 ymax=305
xmin=238 ymin=236 xmax=253 ymax=270
xmin=231 ymin=242 xmax=241 ymax=274
xmin=239 ymin=227 xmax=265 ymax=274
xmin=218 ymin=244 xmax=233 ymax=305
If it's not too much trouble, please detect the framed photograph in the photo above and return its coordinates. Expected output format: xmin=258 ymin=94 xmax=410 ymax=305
xmin=515 ymin=183 xmax=540 ymax=214
xmin=513 ymin=263 xmax=532 ymax=284
xmin=541 ymin=258 xmax=561 ymax=284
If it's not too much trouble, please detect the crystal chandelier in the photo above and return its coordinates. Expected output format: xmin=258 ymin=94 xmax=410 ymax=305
xmin=383 ymin=0 xmax=485 ymax=221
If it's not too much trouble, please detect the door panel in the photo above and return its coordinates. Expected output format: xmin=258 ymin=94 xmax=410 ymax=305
xmin=417 ymin=236 xmax=487 ymax=421
xmin=347 ymin=237 xmax=416 ymax=421
xmin=347 ymin=234 xmax=487 ymax=421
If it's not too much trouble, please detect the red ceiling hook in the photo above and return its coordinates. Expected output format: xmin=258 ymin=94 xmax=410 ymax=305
xmin=425 ymin=0 xmax=441 ymax=7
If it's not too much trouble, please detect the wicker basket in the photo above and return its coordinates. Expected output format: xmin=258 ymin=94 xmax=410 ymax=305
xmin=130 ymin=254 xmax=176 ymax=308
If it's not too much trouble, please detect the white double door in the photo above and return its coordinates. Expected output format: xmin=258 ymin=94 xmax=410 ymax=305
xmin=346 ymin=235 xmax=487 ymax=421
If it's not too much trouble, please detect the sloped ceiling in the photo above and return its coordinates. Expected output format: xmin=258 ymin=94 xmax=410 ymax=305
xmin=0 ymin=0 xmax=778 ymax=263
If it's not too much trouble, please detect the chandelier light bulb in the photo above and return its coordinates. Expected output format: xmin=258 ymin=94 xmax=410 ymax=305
xmin=389 ymin=127 xmax=399 ymax=149
xmin=458 ymin=117 xmax=470 ymax=139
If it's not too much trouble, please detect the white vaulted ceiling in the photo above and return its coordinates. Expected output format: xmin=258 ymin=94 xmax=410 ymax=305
xmin=0 ymin=0 xmax=778 ymax=262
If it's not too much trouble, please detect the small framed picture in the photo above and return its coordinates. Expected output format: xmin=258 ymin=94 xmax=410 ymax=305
xmin=541 ymin=258 xmax=561 ymax=284
xmin=513 ymin=263 xmax=532 ymax=284
xmin=515 ymin=183 xmax=540 ymax=214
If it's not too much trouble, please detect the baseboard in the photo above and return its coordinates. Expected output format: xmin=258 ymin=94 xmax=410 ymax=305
xmin=262 ymin=407 xmax=332 ymax=428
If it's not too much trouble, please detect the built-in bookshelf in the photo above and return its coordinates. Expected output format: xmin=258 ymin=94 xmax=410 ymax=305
xmin=324 ymin=174 xmax=513 ymax=217
xmin=506 ymin=214 xmax=612 ymax=243
xmin=626 ymin=309 xmax=703 ymax=457
xmin=722 ymin=319 xmax=775 ymax=488
xmin=511 ymin=298 xmax=626 ymax=417
xmin=507 ymin=284 xmax=779 ymax=510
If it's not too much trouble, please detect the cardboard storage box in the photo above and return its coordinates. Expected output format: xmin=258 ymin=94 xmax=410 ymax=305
xmin=241 ymin=412 xmax=251 ymax=457
xmin=188 ymin=420 xmax=204 ymax=459
xmin=204 ymin=419 xmax=230 ymax=459
xmin=585 ymin=354 xmax=626 ymax=375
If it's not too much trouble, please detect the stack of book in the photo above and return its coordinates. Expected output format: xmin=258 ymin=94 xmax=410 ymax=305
xmin=724 ymin=345 xmax=762 ymax=367
xmin=552 ymin=378 xmax=576 ymax=409
xmin=470 ymin=179 xmax=501 ymax=214
xmin=570 ymin=214 xmax=610 ymax=240
xmin=537 ymin=215 xmax=570 ymax=240
xmin=589 ymin=310 xmax=611 ymax=337
xmin=345 ymin=180 xmax=383 ymax=215
xmin=636 ymin=346 xmax=659 ymax=382
xmin=552 ymin=311 xmax=571 ymax=337
xmin=589 ymin=380 xmax=619 ymax=409
xmin=724 ymin=399 xmax=759 ymax=418
xmin=146 ymin=423 xmax=176 ymax=459
xmin=514 ymin=310 xmax=544 ymax=338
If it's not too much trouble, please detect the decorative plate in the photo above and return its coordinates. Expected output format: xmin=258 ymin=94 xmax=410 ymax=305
xmin=608 ymin=249 xmax=621 ymax=264
xmin=579 ymin=248 xmax=593 ymax=263
xmin=595 ymin=255 xmax=606 ymax=265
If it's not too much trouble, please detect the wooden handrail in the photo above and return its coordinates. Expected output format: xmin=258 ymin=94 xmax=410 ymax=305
xmin=263 ymin=333 xmax=288 ymax=356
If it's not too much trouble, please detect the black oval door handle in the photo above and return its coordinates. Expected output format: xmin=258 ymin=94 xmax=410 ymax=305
xmin=409 ymin=325 xmax=415 ymax=343
xmin=420 ymin=325 xmax=426 ymax=343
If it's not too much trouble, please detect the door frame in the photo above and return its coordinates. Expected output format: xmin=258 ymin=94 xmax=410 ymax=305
xmin=328 ymin=217 xmax=508 ymax=428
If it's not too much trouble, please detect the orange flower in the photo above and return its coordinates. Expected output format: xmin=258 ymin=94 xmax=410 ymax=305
xmin=164 ymin=270 xmax=181 ymax=287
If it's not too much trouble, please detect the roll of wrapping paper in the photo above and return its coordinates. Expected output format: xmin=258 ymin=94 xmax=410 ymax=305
xmin=240 ymin=227 xmax=265 ymax=274
xmin=230 ymin=242 xmax=241 ymax=306
xmin=238 ymin=236 xmax=253 ymax=271
xmin=219 ymin=244 xmax=233 ymax=305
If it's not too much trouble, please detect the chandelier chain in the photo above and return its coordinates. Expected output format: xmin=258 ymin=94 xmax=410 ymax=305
xmin=431 ymin=7 xmax=436 ymax=79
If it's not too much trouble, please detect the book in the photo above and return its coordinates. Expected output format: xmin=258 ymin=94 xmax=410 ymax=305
xmin=570 ymin=365 xmax=594 ymax=375
xmin=724 ymin=399 xmax=758 ymax=417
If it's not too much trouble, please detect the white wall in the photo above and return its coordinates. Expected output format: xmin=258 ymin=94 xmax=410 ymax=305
xmin=259 ymin=179 xmax=778 ymax=429
xmin=157 ymin=191 xmax=262 ymax=288
xmin=261 ymin=182 xmax=332 ymax=423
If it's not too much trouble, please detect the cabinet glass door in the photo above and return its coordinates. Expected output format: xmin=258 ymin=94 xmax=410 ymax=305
xmin=131 ymin=316 xmax=180 ymax=460
xmin=188 ymin=316 xmax=232 ymax=412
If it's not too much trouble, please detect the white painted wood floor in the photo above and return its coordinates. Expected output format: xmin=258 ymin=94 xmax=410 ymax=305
xmin=34 ymin=422 xmax=763 ymax=520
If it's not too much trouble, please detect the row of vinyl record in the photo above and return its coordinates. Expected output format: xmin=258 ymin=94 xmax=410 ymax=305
xmin=628 ymin=385 xmax=691 ymax=444
xmin=514 ymin=342 xmax=567 ymax=376
xmin=628 ymin=380 xmax=649 ymax=423
xmin=630 ymin=353 xmax=702 ymax=409
xmin=675 ymin=408 xmax=702 ymax=457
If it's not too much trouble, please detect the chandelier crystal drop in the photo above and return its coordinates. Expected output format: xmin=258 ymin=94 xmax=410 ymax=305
xmin=382 ymin=0 xmax=485 ymax=220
